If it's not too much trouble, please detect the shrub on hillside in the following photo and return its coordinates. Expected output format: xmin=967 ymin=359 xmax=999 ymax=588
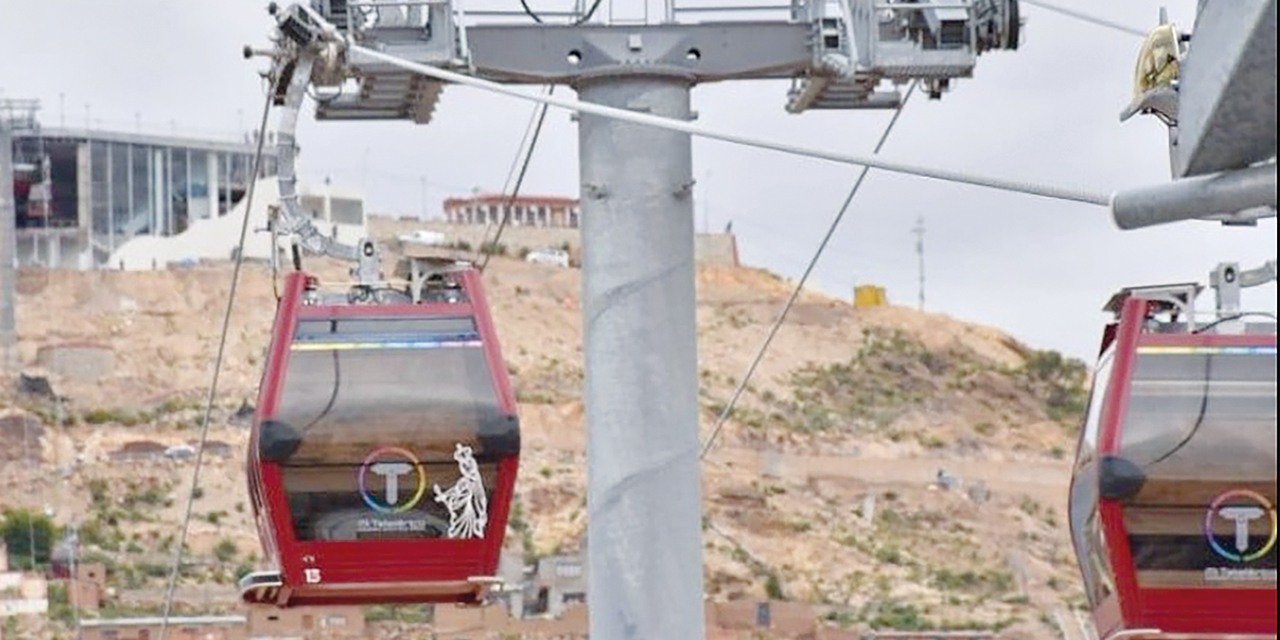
xmin=0 ymin=508 xmax=56 ymax=569
xmin=1018 ymin=349 xmax=1088 ymax=423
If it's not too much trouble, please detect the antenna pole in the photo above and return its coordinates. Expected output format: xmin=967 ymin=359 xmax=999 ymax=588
xmin=912 ymin=215 xmax=925 ymax=311
xmin=0 ymin=115 xmax=16 ymax=372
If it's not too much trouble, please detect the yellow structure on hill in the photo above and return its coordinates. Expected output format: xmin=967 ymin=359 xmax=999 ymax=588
xmin=854 ymin=284 xmax=888 ymax=308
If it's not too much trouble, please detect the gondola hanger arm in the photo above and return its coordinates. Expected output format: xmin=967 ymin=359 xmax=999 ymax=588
xmin=1237 ymin=259 xmax=1278 ymax=289
xmin=254 ymin=7 xmax=387 ymax=286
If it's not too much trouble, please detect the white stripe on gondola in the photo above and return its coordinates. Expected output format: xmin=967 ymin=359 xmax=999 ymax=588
xmin=291 ymin=340 xmax=484 ymax=351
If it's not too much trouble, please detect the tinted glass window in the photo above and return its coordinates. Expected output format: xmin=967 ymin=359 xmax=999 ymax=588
xmin=300 ymin=195 xmax=325 ymax=220
xmin=331 ymin=197 xmax=363 ymax=225
xmin=1119 ymin=344 xmax=1277 ymax=587
xmin=1120 ymin=346 xmax=1276 ymax=497
xmin=1076 ymin=351 xmax=1115 ymax=475
xmin=1070 ymin=351 xmax=1116 ymax=606
xmin=275 ymin=316 xmax=515 ymax=541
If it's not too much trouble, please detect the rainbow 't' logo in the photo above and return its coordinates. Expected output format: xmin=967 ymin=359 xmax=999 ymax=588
xmin=358 ymin=446 xmax=427 ymax=514
xmin=1205 ymin=489 xmax=1278 ymax=563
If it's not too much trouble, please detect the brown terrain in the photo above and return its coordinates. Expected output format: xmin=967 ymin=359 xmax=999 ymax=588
xmin=0 ymin=222 xmax=1093 ymax=638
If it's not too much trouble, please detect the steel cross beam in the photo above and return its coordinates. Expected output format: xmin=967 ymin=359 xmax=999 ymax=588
xmin=461 ymin=22 xmax=812 ymax=82
xmin=299 ymin=0 xmax=1020 ymax=119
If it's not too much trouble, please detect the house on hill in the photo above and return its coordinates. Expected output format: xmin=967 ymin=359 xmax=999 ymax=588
xmin=108 ymin=440 xmax=167 ymax=462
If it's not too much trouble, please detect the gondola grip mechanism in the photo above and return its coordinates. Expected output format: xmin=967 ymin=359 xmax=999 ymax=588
xmin=1210 ymin=259 xmax=1277 ymax=322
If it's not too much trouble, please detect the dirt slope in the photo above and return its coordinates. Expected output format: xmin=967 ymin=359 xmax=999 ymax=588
xmin=1 ymin=243 xmax=1089 ymax=638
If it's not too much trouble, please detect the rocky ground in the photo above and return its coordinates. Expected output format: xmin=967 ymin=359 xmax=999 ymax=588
xmin=1 ymin=232 xmax=1092 ymax=638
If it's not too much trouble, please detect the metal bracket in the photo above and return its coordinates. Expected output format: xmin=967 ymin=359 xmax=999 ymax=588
xmin=1210 ymin=259 xmax=1278 ymax=322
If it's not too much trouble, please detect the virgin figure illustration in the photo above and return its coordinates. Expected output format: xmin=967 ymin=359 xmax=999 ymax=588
xmin=434 ymin=444 xmax=488 ymax=539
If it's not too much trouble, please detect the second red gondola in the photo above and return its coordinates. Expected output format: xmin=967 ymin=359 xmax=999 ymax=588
xmin=1070 ymin=287 xmax=1277 ymax=639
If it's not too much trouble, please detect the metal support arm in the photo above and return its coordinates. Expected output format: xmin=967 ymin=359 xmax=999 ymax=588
xmin=263 ymin=13 xmax=384 ymax=283
xmin=1211 ymin=259 xmax=1278 ymax=321
xmin=1237 ymin=260 xmax=1279 ymax=289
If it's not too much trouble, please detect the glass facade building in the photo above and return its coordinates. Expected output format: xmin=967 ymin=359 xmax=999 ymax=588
xmin=9 ymin=127 xmax=278 ymax=268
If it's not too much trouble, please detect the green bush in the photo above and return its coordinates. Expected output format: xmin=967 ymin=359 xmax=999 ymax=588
xmin=81 ymin=408 xmax=152 ymax=426
xmin=365 ymin=604 xmax=432 ymax=623
xmin=479 ymin=241 xmax=507 ymax=256
xmin=1019 ymin=349 xmax=1088 ymax=423
xmin=214 ymin=539 xmax=238 ymax=563
xmin=87 ymin=478 xmax=110 ymax=503
xmin=764 ymin=572 xmax=786 ymax=600
xmin=47 ymin=583 xmax=76 ymax=624
xmin=863 ymin=599 xmax=929 ymax=630
xmin=1 ymin=508 xmax=56 ymax=569
xmin=875 ymin=546 xmax=905 ymax=565
xmin=932 ymin=568 xmax=1015 ymax=595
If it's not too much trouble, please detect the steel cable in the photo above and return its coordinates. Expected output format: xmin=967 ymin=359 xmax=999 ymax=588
xmin=700 ymin=81 xmax=918 ymax=459
xmin=158 ymin=79 xmax=277 ymax=640
xmin=479 ymin=85 xmax=555 ymax=272
xmin=347 ymin=43 xmax=1112 ymax=206
xmin=1020 ymin=0 xmax=1147 ymax=38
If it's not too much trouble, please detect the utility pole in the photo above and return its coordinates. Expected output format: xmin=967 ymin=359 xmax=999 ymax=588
xmin=0 ymin=108 xmax=17 ymax=373
xmin=912 ymin=215 xmax=925 ymax=311
xmin=258 ymin=2 xmax=1020 ymax=637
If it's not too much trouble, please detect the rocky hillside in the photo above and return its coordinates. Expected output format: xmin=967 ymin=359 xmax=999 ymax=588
xmin=0 ymin=241 xmax=1091 ymax=638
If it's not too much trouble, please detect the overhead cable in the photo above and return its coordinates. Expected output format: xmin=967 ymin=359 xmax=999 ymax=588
xmin=474 ymin=86 xmax=552 ymax=258
xmin=158 ymin=82 xmax=277 ymax=640
xmin=480 ymin=85 xmax=556 ymax=272
xmin=520 ymin=0 xmax=604 ymax=25
xmin=700 ymin=81 xmax=918 ymax=459
xmin=346 ymin=43 xmax=1113 ymax=206
xmin=1020 ymin=0 xmax=1148 ymax=38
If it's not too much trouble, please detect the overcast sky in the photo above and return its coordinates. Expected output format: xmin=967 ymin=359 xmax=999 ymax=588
xmin=2 ymin=0 xmax=1274 ymax=360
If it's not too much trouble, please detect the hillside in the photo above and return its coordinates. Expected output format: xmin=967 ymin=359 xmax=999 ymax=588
xmin=0 ymin=242 xmax=1091 ymax=637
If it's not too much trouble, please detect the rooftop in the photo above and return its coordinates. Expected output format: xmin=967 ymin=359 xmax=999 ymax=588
xmin=79 ymin=615 xmax=248 ymax=627
xmin=443 ymin=192 xmax=578 ymax=207
xmin=13 ymin=126 xmax=274 ymax=156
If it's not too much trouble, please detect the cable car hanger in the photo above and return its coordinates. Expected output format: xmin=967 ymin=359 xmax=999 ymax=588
xmin=1072 ymin=258 xmax=1277 ymax=640
xmin=251 ymin=11 xmax=476 ymax=301
xmin=236 ymin=14 xmax=522 ymax=608
xmin=1102 ymin=259 xmax=1278 ymax=334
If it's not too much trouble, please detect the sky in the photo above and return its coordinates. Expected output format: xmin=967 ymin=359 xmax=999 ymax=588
xmin=2 ymin=0 xmax=1275 ymax=360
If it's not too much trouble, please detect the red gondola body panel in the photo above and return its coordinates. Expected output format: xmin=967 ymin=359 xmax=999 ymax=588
xmin=1074 ymin=297 xmax=1278 ymax=639
xmin=247 ymin=269 xmax=520 ymax=607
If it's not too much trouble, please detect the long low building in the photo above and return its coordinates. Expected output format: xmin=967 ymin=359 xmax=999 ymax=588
xmin=5 ymin=103 xmax=279 ymax=269
xmin=79 ymin=615 xmax=248 ymax=640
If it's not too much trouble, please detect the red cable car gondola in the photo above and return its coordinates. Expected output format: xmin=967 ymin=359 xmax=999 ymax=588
xmin=241 ymin=267 xmax=519 ymax=607
xmin=1070 ymin=279 xmax=1277 ymax=640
